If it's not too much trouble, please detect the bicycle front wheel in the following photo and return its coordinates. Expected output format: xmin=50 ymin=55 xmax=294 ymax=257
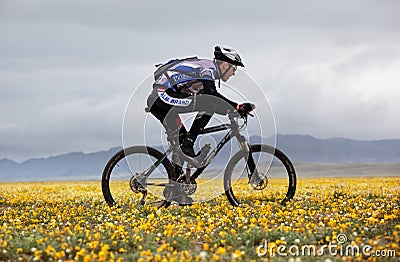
xmin=102 ymin=146 xmax=174 ymax=207
xmin=224 ymin=144 xmax=296 ymax=207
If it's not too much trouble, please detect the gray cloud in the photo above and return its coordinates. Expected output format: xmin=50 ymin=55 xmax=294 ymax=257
xmin=1 ymin=0 xmax=399 ymax=161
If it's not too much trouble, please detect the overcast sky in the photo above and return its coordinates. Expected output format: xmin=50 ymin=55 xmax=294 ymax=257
xmin=1 ymin=0 xmax=399 ymax=162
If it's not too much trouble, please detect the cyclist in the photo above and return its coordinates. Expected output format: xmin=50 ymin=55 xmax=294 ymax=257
xmin=146 ymin=45 xmax=255 ymax=205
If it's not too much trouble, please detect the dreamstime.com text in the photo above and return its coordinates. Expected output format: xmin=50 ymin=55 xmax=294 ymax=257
xmin=256 ymin=234 xmax=396 ymax=258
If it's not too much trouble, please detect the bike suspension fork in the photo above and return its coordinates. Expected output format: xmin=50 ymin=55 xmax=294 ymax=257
xmin=237 ymin=135 xmax=257 ymax=179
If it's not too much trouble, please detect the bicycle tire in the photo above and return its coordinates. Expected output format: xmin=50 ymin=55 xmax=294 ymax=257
xmin=224 ymin=144 xmax=296 ymax=207
xmin=102 ymin=146 xmax=174 ymax=207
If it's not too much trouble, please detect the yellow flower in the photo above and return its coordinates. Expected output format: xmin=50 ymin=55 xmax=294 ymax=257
xmin=98 ymin=250 xmax=108 ymax=261
xmin=45 ymin=245 xmax=56 ymax=255
xmin=83 ymin=255 xmax=91 ymax=262
xmin=232 ymin=249 xmax=243 ymax=259
xmin=89 ymin=241 xmax=99 ymax=249
xmin=368 ymin=217 xmax=376 ymax=224
xmin=216 ymin=247 xmax=226 ymax=255
xmin=55 ymin=251 xmax=66 ymax=260
xmin=33 ymin=250 xmax=42 ymax=261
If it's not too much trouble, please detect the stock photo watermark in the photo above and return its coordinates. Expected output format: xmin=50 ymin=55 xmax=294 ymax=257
xmin=256 ymin=234 xmax=397 ymax=259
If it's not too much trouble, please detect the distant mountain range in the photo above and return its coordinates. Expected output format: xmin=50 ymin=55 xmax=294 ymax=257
xmin=0 ymin=134 xmax=399 ymax=182
xmin=275 ymin=134 xmax=400 ymax=163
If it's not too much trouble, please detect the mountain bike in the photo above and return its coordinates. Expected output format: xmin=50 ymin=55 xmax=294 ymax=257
xmin=102 ymin=111 xmax=296 ymax=208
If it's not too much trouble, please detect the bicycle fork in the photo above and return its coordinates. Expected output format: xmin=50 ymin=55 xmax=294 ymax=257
xmin=237 ymin=135 xmax=260 ymax=184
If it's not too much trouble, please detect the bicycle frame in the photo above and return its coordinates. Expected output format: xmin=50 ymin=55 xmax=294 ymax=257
xmin=141 ymin=113 xmax=255 ymax=183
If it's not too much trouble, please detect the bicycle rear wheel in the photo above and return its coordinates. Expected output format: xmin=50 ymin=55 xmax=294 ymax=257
xmin=102 ymin=146 xmax=174 ymax=207
xmin=224 ymin=144 xmax=296 ymax=207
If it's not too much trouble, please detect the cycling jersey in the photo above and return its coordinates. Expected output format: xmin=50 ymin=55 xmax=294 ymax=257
xmin=154 ymin=58 xmax=218 ymax=93
xmin=153 ymin=58 xmax=237 ymax=109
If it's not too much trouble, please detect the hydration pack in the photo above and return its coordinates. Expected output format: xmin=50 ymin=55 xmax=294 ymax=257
xmin=153 ymin=56 xmax=198 ymax=81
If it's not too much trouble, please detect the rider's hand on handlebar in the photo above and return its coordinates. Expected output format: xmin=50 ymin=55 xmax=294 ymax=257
xmin=236 ymin=103 xmax=256 ymax=118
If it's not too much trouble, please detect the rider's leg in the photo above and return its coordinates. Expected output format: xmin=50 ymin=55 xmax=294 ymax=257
xmin=147 ymin=92 xmax=193 ymax=206
xmin=181 ymin=95 xmax=223 ymax=157
xmin=179 ymin=112 xmax=212 ymax=157
xmin=182 ymin=94 xmax=236 ymax=156
xmin=146 ymin=94 xmax=186 ymax=177
xmin=188 ymin=111 xmax=213 ymax=141
xmin=163 ymin=160 xmax=193 ymax=206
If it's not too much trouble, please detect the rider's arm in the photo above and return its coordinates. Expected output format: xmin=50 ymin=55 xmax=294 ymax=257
xmin=201 ymin=80 xmax=238 ymax=111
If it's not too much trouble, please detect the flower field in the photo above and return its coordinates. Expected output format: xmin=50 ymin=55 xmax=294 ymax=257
xmin=0 ymin=177 xmax=399 ymax=261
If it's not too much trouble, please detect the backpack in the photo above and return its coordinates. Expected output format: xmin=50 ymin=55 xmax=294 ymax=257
xmin=153 ymin=56 xmax=198 ymax=81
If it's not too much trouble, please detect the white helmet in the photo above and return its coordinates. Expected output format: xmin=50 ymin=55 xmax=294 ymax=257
xmin=214 ymin=45 xmax=244 ymax=67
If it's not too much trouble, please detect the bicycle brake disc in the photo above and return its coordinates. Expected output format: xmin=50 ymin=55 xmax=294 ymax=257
xmin=250 ymin=173 xmax=268 ymax=190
